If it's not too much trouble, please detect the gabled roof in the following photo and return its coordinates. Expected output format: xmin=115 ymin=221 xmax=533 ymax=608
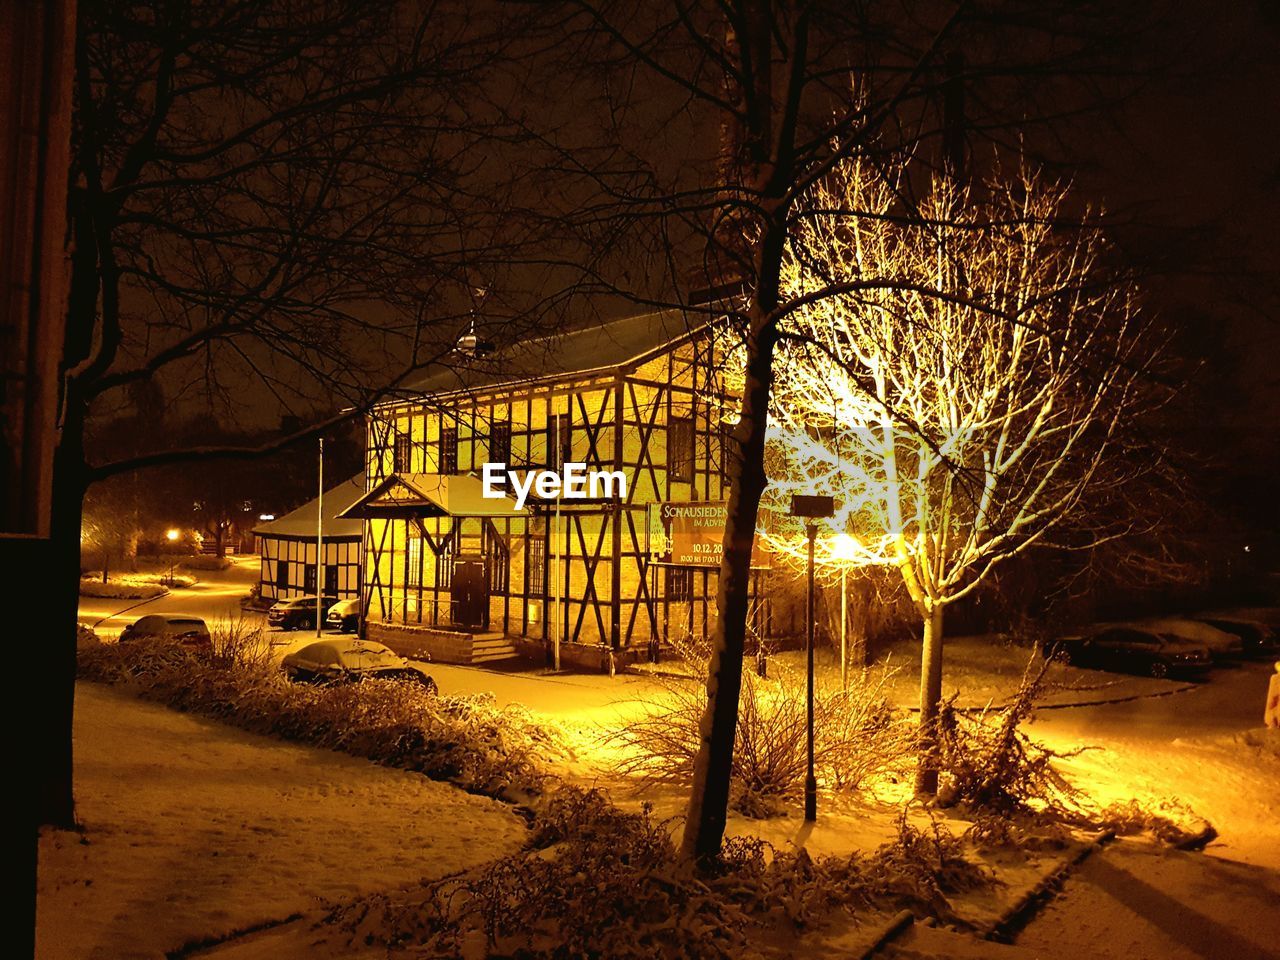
xmin=338 ymin=472 xmax=524 ymax=520
xmin=403 ymin=309 xmax=703 ymax=397
xmin=252 ymin=475 xmax=366 ymax=540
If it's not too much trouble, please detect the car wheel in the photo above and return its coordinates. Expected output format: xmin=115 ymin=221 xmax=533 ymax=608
xmin=1051 ymin=646 xmax=1073 ymax=665
xmin=1149 ymin=660 xmax=1169 ymax=679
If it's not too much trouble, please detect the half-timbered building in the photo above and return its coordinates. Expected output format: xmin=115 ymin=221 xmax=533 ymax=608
xmin=254 ymin=476 xmax=364 ymax=603
xmin=342 ymin=310 xmax=773 ymax=667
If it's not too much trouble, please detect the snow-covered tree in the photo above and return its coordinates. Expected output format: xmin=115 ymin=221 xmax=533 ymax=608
xmin=762 ymin=160 xmax=1158 ymax=795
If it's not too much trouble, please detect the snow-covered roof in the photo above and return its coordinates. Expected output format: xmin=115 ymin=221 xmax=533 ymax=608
xmin=402 ymin=309 xmax=704 ymax=396
xmin=253 ymin=476 xmax=366 ymax=540
xmin=339 ymin=472 xmax=524 ymax=519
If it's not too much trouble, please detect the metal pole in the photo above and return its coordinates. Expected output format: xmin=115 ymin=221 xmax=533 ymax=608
xmin=553 ymin=413 xmax=561 ymax=671
xmin=805 ymin=522 xmax=817 ymax=822
xmin=840 ymin=565 xmax=848 ymax=690
xmin=316 ymin=437 xmax=324 ymax=638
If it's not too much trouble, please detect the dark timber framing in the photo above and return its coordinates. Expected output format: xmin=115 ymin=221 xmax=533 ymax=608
xmin=361 ymin=314 xmax=772 ymax=656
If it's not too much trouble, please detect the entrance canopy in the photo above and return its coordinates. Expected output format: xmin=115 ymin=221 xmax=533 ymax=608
xmin=337 ymin=473 xmax=525 ymax=520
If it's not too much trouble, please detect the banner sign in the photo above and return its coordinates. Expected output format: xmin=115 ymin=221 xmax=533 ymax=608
xmin=648 ymin=501 xmax=769 ymax=568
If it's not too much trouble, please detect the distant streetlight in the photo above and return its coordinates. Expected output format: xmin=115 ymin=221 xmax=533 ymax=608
xmin=165 ymin=528 xmax=180 ymax=542
xmin=790 ymin=494 xmax=835 ymax=824
xmin=831 ymin=533 xmax=859 ymax=689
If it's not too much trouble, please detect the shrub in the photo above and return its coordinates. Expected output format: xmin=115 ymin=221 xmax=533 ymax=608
xmin=324 ymin=787 xmax=992 ymax=959
xmin=78 ymin=640 xmax=554 ymax=803
xmin=208 ymin=615 xmax=270 ymax=669
xmin=933 ymin=654 xmax=1085 ymax=816
xmin=609 ymin=637 xmax=911 ymax=813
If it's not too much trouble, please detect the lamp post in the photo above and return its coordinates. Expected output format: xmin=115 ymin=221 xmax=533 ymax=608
xmin=790 ymin=494 xmax=834 ymax=823
xmin=165 ymin=528 xmax=180 ymax=586
xmin=832 ymin=533 xmax=858 ymax=690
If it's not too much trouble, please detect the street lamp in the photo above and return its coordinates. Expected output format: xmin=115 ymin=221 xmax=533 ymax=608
xmin=790 ymin=494 xmax=834 ymax=824
xmin=164 ymin=529 xmax=180 ymax=586
xmin=832 ymin=533 xmax=859 ymax=690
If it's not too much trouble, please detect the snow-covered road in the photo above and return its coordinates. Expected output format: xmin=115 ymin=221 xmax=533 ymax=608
xmin=36 ymin=683 xmax=527 ymax=960
xmin=78 ymin=556 xmax=264 ymax=639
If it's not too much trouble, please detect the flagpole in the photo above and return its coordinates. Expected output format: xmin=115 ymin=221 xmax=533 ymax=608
xmin=316 ymin=437 xmax=324 ymax=638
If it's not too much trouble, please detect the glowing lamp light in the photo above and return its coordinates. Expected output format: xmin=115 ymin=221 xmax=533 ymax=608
xmin=832 ymin=532 xmax=859 ymax=561
xmin=166 ymin=528 xmax=180 ymax=542
xmin=258 ymin=513 xmax=275 ymax=521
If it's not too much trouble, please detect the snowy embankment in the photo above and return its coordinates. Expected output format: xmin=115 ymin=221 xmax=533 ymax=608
xmin=36 ymin=684 xmax=527 ymax=960
xmin=78 ymin=577 xmax=170 ymax=600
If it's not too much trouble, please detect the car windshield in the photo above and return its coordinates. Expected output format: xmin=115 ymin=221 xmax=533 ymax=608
xmin=293 ymin=643 xmax=340 ymax=666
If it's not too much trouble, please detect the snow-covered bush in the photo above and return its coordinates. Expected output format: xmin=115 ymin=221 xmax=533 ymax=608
xmin=208 ymin=615 xmax=269 ymax=668
xmin=933 ymin=655 xmax=1084 ymax=816
xmin=76 ymin=623 xmax=102 ymax=650
xmin=610 ymin=637 xmax=911 ymax=815
xmin=324 ymin=788 xmax=991 ymax=959
xmin=78 ymin=577 xmax=168 ymax=600
xmin=77 ymin=640 xmax=554 ymax=803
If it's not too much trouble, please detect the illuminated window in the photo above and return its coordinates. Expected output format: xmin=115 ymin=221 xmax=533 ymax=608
xmin=393 ymin=434 xmax=412 ymax=472
xmin=527 ymin=537 xmax=546 ymax=596
xmin=669 ymin=417 xmax=694 ymax=482
xmin=490 ymin=421 xmax=511 ymax=474
xmin=407 ymin=537 xmax=422 ymax=588
xmin=440 ymin=427 xmax=458 ymax=475
xmin=666 ymin=566 xmax=694 ymax=602
xmin=546 ymin=413 xmax=571 ymax=469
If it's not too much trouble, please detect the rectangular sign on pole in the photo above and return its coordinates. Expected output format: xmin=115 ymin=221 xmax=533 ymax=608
xmin=648 ymin=501 xmax=769 ymax=568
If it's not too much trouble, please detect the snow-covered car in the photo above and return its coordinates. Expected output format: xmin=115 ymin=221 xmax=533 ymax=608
xmin=1043 ymin=626 xmax=1212 ymax=679
xmin=119 ymin=614 xmax=212 ymax=656
xmin=281 ymin=638 xmax=436 ymax=691
xmin=324 ymin=598 xmax=361 ymax=633
xmin=1190 ymin=615 xmax=1278 ymax=658
xmin=1129 ymin=618 xmax=1244 ymax=658
xmin=267 ymin=595 xmax=338 ymax=630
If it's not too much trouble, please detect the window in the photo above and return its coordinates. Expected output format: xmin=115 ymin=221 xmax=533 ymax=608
xmin=304 ymin=563 xmax=317 ymax=593
xmin=407 ymin=537 xmax=422 ymax=588
xmin=666 ymin=566 xmax=694 ymax=602
xmin=546 ymin=413 xmax=571 ymax=469
xmin=393 ymin=433 xmax=412 ymax=473
xmin=717 ymin=421 xmax=735 ymax=477
xmin=669 ymin=416 xmax=694 ymax=482
xmin=526 ymin=537 xmax=546 ymax=596
xmin=440 ymin=427 xmax=458 ymax=475
xmin=324 ymin=564 xmax=339 ymax=595
xmin=490 ymin=421 xmax=511 ymax=467
xmin=276 ymin=560 xmax=289 ymax=591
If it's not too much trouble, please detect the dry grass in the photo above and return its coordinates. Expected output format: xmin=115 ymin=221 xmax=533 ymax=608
xmin=607 ymin=637 xmax=913 ymax=816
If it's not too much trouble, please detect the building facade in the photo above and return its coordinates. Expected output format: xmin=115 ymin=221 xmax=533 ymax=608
xmin=254 ymin=476 xmax=364 ymax=603
xmin=346 ymin=310 xmax=773 ymax=666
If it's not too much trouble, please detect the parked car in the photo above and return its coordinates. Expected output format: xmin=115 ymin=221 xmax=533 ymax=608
xmin=119 ymin=614 xmax=212 ymax=656
xmin=267 ymin=595 xmax=338 ymax=630
xmin=1043 ymin=626 xmax=1212 ymax=679
xmin=1130 ymin=617 xmax=1244 ymax=658
xmin=1190 ymin=615 xmax=1278 ymax=658
xmin=281 ymin=638 xmax=436 ymax=691
xmin=324 ymin=597 xmax=361 ymax=633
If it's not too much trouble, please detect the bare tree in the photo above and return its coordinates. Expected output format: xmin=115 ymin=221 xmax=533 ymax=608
xmin=760 ymin=158 xmax=1160 ymax=794
xmin=519 ymin=0 xmax=1158 ymax=862
xmin=39 ymin=0 xmax=541 ymax=829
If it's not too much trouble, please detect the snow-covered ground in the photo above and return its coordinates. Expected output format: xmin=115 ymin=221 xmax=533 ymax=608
xmin=78 ymin=555 xmax=263 ymax=639
xmin=36 ymin=683 xmax=527 ymax=960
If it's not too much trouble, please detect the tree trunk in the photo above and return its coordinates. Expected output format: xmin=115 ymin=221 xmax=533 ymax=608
xmin=914 ymin=604 xmax=945 ymax=797
xmin=681 ymin=323 xmax=777 ymax=865
xmin=39 ymin=396 xmax=89 ymax=829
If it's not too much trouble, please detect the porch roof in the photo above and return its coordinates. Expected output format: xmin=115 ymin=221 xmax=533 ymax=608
xmin=337 ymin=473 xmax=525 ymax=520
